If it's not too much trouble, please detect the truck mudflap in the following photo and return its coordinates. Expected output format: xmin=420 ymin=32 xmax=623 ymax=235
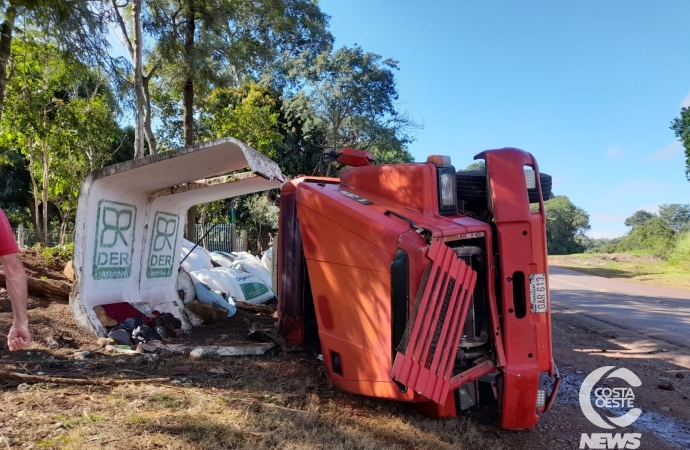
xmin=544 ymin=364 xmax=561 ymax=413
xmin=392 ymin=240 xmax=477 ymax=405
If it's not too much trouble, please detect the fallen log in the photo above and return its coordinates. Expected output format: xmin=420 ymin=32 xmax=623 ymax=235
xmin=0 ymin=272 xmax=71 ymax=300
xmin=234 ymin=300 xmax=275 ymax=314
xmin=0 ymin=370 xmax=169 ymax=386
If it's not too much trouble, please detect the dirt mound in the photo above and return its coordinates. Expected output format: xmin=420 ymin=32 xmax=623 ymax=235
xmin=598 ymin=252 xmax=663 ymax=263
xmin=17 ymin=248 xmax=70 ymax=282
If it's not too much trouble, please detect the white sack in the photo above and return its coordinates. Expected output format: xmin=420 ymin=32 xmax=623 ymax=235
xmin=176 ymin=268 xmax=196 ymax=303
xmin=209 ymin=251 xmax=236 ymax=268
xmin=190 ymin=267 xmax=274 ymax=305
xmin=180 ymin=239 xmax=213 ymax=272
xmin=229 ymin=257 xmax=272 ymax=288
xmin=260 ymin=248 xmax=273 ymax=273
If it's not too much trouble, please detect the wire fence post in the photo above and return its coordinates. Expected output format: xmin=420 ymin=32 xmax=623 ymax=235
xmin=17 ymin=224 xmax=24 ymax=248
xmin=240 ymin=230 xmax=248 ymax=252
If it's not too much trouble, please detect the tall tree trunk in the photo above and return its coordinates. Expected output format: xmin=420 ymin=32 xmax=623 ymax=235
xmin=183 ymin=2 xmax=196 ymax=240
xmin=142 ymin=74 xmax=157 ymax=154
xmin=183 ymin=77 xmax=194 ymax=146
xmin=56 ymin=202 xmax=69 ymax=245
xmin=132 ymin=0 xmax=145 ymax=159
xmin=200 ymin=203 xmax=207 ymax=248
xmin=0 ymin=4 xmax=16 ymax=121
xmin=110 ymin=0 xmax=155 ymax=157
xmin=41 ymin=140 xmax=49 ymax=246
xmin=27 ymin=142 xmax=42 ymax=243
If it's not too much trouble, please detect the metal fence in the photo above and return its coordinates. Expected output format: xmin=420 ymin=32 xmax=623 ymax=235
xmin=12 ymin=225 xmax=74 ymax=248
xmin=194 ymin=224 xmax=248 ymax=253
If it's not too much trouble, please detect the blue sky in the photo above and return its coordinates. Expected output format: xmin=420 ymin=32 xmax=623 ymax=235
xmin=320 ymin=0 xmax=690 ymax=238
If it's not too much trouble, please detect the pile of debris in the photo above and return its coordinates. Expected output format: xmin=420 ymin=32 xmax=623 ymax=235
xmin=93 ymin=239 xmax=277 ymax=350
xmin=177 ymin=239 xmax=275 ymax=326
xmin=66 ymin=240 xmax=279 ymax=365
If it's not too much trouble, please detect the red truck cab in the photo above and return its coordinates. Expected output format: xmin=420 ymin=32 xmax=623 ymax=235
xmin=276 ymin=148 xmax=559 ymax=429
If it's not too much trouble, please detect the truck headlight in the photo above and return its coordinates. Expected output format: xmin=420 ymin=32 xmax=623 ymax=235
xmin=437 ymin=167 xmax=457 ymax=215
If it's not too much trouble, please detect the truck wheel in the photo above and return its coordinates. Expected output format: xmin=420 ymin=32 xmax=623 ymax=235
xmin=456 ymin=170 xmax=552 ymax=203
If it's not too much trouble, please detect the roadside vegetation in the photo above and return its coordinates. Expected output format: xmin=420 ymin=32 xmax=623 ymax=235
xmin=548 ymin=252 xmax=690 ymax=291
xmin=544 ymin=201 xmax=690 ymax=290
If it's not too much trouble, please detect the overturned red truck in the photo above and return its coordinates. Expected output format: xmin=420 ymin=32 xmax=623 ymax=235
xmin=276 ymin=147 xmax=560 ymax=430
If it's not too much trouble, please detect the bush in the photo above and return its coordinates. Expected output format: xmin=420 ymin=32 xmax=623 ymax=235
xmin=667 ymin=232 xmax=690 ymax=269
xmin=42 ymin=243 xmax=74 ymax=266
xmin=616 ymin=218 xmax=675 ymax=257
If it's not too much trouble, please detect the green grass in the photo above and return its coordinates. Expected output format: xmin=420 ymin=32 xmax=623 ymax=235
xmin=549 ymin=252 xmax=690 ymax=291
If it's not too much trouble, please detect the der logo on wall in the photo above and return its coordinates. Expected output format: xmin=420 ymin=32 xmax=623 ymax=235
xmin=93 ymin=200 xmax=137 ymax=280
xmin=147 ymin=211 xmax=179 ymax=278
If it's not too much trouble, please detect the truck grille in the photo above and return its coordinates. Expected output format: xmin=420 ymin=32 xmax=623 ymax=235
xmin=392 ymin=241 xmax=477 ymax=404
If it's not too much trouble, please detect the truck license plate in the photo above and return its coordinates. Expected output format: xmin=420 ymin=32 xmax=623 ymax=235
xmin=529 ymin=273 xmax=548 ymax=313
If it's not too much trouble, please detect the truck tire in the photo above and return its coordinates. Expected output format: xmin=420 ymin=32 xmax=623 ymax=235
xmin=456 ymin=170 xmax=552 ymax=203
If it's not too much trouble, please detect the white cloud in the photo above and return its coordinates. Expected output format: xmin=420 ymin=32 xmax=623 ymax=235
xmin=587 ymin=229 xmax=626 ymax=239
xmin=681 ymin=89 xmax=690 ymax=108
xmin=606 ymin=148 xmax=622 ymax=160
xmin=648 ymin=141 xmax=683 ymax=161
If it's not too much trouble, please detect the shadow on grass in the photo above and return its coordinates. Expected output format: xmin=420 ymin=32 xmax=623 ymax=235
xmin=128 ymin=401 xmax=503 ymax=450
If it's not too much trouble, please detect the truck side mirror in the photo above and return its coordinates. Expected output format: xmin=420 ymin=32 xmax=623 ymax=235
xmin=323 ymin=147 xmax=339 ymax=163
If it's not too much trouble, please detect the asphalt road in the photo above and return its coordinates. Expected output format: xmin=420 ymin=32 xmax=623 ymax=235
xmin=548 ymin=266 xmax=690 ymax=349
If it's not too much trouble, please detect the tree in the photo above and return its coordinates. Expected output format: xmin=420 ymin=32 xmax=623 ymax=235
xmin=0 ymin=148 xmax=33 ymax=226
xmin=285 ymin=45 xmax=417 ymax=168
xmin=146 ymin=0 xmax=331 ymax=239
xmin=202 ymin=82 xmax=283 ymax=157
xmin=0 ymin=0 xmax=109 ymax=120
xmin=1 ymin=38 xmax=121 ymax=244
xmin=617 ymin=217 xmax=675 ymax=256
xmin=670 ymin=107 xmax=690 ymax=182
xmin=538 ymin=195 xmax=591 ymax=255
xmin=624 ymin=210 xmax=657 ymax=228
xmin=110 ymin=0 xmax=159 ymax=157
xmin=658 ymin=203 xmax=690 ymax=233
xmin=244 ymin=193 xmax=278 ymax=252
xmin=465 ymin=161 xmax=485 ymax=171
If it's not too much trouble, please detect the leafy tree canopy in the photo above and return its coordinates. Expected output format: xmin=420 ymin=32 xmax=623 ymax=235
xmin=617 ymin=217 xmax=675 ymax=256
xmin=670 ymin=106 xmax=690 ymax=182
xmin=285 ymin=45 xmax=417 ymax=165
xmin=202 ymin=82 xmax=283 ymax=157
xmin=658 ymin=203 xmax=690 ymax=233
xmin=538 ymin=195 xmax=591 ymax=255
xmin=624 ymin=210 xmax=657 ymax=228
xmin=465 ymin=161 xmax=485 ymax=171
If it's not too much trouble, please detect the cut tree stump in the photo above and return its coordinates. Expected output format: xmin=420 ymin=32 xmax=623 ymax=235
xmin=234 ymin=300 xmax=275 ymax=314
xmin=0 ymin=272 xmax=71 ymax=300
xmin=63 ymin=260 xmax=75 ymax=281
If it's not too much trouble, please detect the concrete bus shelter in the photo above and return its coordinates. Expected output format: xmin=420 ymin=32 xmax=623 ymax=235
xmin=69 ymin=138 xmax=286 ymax=336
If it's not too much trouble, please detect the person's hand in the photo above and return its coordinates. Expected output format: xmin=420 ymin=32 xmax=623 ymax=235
xmin=7 ymin=321 xmax=31 ymax=351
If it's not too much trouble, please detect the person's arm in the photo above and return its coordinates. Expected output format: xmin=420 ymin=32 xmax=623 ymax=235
xmin=1 ymin=252 xmax=30 ymax=350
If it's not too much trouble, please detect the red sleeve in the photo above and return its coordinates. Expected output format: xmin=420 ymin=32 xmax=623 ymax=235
xmin=0 ymin=209 xmax=19 ymax=256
